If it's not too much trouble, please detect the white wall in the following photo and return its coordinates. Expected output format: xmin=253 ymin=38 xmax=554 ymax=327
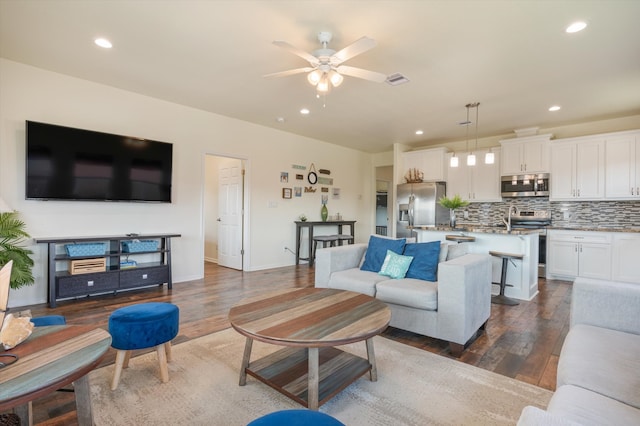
xmin=0 ymin=59 xmax=374 ymax=307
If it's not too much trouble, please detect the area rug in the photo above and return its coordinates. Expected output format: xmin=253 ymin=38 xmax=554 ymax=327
xmin=89 ymin=328 xmax=551 ymax=425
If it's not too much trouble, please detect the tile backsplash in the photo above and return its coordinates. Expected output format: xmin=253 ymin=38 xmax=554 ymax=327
xmin=463 ymin=199 xmax=640 ymax=228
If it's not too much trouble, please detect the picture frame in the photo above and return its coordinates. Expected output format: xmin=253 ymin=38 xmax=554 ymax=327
xmin=282 ymin=188 xmax=292 ymax=199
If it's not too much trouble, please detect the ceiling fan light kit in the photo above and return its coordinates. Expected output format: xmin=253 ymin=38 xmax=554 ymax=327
xmin=266 ymin=31 xmax=387 ymax=96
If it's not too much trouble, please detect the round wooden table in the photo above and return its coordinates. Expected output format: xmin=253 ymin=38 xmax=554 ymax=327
xmin=228 ymin=288 xmax=391 ymax=410
xmin=0 ymin=325 xmax=111 ymax=425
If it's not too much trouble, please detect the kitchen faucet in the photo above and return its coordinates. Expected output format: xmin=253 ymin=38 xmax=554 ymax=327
xmin=502 ymin=205 xmax=519 ymax=232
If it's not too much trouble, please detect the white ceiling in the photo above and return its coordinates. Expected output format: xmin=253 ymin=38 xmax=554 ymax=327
xmin=1 ymin=1 xmax=639 ymax=153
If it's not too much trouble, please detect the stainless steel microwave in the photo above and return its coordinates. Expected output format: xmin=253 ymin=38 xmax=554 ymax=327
xmin=501 ymin=173 xmax=550 ymax=197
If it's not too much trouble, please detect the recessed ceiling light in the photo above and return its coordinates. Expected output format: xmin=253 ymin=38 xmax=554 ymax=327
xmin=94 ymin=38 xmax=113 ymax=48
xmin=276 ymin=117 xmax=285 ymax=123
xmin=300 ymin=108 xmax=310 ymax=115
xmin=415 ymin=130 xmax=424 ymax=135
xmin=549 ymin=105 xmax=561 ymax=112
xmin=566 ymin=22 xmax=587 ymax=33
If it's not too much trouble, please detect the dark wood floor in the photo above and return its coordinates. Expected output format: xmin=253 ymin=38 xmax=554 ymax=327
xmin=6 ymin=263 xmax=572 ymax=425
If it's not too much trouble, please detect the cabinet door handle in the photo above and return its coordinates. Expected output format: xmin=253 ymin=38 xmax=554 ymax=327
xmin=575 ymin=244 xmax=578 ymax=252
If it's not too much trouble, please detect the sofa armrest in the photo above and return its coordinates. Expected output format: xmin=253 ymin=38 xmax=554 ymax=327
xmin=314 ymin=243 xmax=368 ymax=288
xmin=436 ymin=253 xmax=492 ymax=345
xmin=517 ymin=406 xmax=580 ymax=426
xmin=571 ymin=277 xmax=640 ymax=335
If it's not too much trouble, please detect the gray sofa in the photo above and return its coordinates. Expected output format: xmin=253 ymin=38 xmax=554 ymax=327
xmin=518 ymin=277 xmax=640 ymax=426
xmin=314 ymin=241 xmax=492 ymax=356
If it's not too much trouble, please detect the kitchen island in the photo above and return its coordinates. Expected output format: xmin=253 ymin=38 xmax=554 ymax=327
xmin=412 ymin=226 xmax=541 ymax=301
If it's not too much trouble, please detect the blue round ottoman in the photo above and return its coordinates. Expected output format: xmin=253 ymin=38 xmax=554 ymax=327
xmin=247 ymin=409 xmax=344 ymax=425
xmin=108 ymin=302 xmax=179 ymax=390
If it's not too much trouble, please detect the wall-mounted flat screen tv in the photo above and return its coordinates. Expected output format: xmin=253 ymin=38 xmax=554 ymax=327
xmin=26 ymin=121 xmax=173 ymax=203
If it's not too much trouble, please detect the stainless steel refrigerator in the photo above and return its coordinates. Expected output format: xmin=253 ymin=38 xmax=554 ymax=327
xmin=396 ymin=181 xmax=449 ymax=238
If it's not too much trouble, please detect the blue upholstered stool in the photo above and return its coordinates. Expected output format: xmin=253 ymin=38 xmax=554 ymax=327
xmin=247 ymin=409 xmax=345 ymax=426
xmin=108 ymin=302 xmax=179 ymax=390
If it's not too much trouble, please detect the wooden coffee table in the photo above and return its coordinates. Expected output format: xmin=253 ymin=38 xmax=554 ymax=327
xmin=228 ymin=288 xmax=391 ymax=410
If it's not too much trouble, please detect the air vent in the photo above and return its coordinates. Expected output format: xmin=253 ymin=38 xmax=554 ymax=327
xmin=386 ymin=73 xmax=410 ymax=86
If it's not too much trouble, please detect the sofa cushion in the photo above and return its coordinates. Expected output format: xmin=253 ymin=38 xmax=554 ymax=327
xmin=376 ymin=278 xmax=438 ymax=311
xmin=360 ymin=235 xmax=406 ymax=272
xmin=557 ymin=324 xmax=640 ymax=409
xmin=379 ymin=250 xmax=414 ymax=279
xmin=328 ymin=268 xmax=388 ymax=296
xmin=403 ymin=241 xmax=440 ymax=282
xmin=446 ymin=242 xmax=469 ymax=260
xmin=546 ymin=385 xmax=640 ymax=426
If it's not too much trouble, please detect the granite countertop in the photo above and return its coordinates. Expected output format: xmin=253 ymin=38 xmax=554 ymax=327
xmin=411 ymin=224 xmax=640 ymax=234
xmin=410 ymin=225 xmax=540 ymax=235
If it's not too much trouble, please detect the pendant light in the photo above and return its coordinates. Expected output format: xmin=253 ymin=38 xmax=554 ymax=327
xmin=451 ymin=104 xmax=470 ymax=168
xmin=466 ymin=102 xmax=479 ymax=166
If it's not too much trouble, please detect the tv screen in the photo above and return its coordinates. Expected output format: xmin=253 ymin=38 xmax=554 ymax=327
xmin=26 ymin=121 xmax=173 ymax=202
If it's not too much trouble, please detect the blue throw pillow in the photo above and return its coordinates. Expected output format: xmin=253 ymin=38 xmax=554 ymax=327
xmin=379 ymin=250 xmax=414 ymax=279
xmin=403 ymin=241 xmax=441 ymax=282
xmin=360 ymin=235 xmax=407 ymax=272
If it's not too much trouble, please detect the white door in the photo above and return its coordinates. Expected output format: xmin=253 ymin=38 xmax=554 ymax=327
xmin=218 ymin=161 xmax=243 ymax=270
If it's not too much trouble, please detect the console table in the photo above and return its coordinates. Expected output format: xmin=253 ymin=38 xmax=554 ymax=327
xmin=294 ymin=221 xmax=356 ymax=265
xmin=34 ymin=234 xmax=180 ymax=307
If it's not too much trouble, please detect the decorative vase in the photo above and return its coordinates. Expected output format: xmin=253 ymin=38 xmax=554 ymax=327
xmin=449 ymin=209 xmax=456 ymax=228
xmin=321 ymin=204 xmax=328 ymax=222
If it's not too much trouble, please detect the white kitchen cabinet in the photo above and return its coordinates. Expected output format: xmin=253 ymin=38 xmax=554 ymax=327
xmin=550 ymin=138 xmax=605 ymax=200
xmin=500 ymin=134 xmax=551 ymax=175
xmin=605 ymin=132 xmax=640 ymax=199
xmin=547 ymin=230 xmax=612 ymax=280
xmin=401 ymin=147 xmax=448 ymax=182
xmin=445 ymin=149 xmax=501 ymax=202
xmin=612 ymin=233 xmax=640 ymax=283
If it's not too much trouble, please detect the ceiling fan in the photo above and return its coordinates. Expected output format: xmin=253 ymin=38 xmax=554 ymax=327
xmin=264 ymin=31 xmax=387 ymax=93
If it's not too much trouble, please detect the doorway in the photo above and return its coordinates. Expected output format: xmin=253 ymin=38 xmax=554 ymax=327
xmin=204 ymin=155 xmax=245 ymax=270
xmin=375 ymin=166 xmax=393 ymax=237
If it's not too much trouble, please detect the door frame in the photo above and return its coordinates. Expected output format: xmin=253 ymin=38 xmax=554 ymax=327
xmin=202 ymin=152 xmax=251 ymax=271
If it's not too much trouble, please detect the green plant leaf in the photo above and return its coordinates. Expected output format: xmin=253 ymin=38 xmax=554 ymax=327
xmin=438 ymin=195 xmax=470 ymax=210
xmin=0 ymin=211 xmax=35 ymax=289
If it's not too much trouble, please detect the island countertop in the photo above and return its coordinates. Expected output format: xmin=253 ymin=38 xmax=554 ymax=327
xmin=409 ymin=225 xmax=541 ymax=235
xmin=411 ymin=225 xmax=640 ymax=234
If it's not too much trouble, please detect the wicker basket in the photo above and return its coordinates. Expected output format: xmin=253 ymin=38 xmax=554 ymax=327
xmin=121 ymin=240 xmax=158 ymax=253
xmin=65 ymin=243 xmax=107 ymax=257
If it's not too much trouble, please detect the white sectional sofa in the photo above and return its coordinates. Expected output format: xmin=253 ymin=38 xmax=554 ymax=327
xmin=314 ymin=236 xmax=492 ymax=356
xmin=518 ymin=277 xmax=640 ymax=426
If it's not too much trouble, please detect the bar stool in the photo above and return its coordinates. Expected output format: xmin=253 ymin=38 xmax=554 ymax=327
xmin=335 ymin=234 xmax=354 ymax=246
xmin=310 ymin=235 xmax=340 ymax=266
xmin=489 ymin=250 xmax=523 ymax=306
xmin=445 ymin=235 xmax=476 ymax=243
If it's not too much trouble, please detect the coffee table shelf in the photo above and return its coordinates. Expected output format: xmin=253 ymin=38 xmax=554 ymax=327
xmin=246 ymin=346 xmax=371 ymax=408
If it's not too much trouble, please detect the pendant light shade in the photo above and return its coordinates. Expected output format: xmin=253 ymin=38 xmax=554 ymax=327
xmin=485 ymin=151 xmax=495 ymax=164
xmin=466 ymin=153 xmax=476 ymax=166
xmin=450 ymin=154 xmax=459 ymax=167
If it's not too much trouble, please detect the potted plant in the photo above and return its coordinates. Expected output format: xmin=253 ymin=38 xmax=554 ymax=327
xmin=438 ymin=195 xmax=469 ymax=228
xmin=0 ymin=211 xmax=34 ymax=289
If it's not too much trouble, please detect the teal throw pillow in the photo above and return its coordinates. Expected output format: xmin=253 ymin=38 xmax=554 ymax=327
xmin=360 ymin=235 xmax=407 ymax=272
xmin=403 ymin=241 xmax=441 ymax=282
xmin=379 ymin=250 xmax=414 ymax=279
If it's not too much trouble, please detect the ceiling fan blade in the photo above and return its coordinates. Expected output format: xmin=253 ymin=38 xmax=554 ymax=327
xmin=331 ymin=36 xmax=377 ymax=64
xmin=272 ymin=40 xmax=319 ymax=65
xmin=336 ymin=65 xmax=387 ymax=83
xmin=263 ymin=67 xmax=314 ymax=78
